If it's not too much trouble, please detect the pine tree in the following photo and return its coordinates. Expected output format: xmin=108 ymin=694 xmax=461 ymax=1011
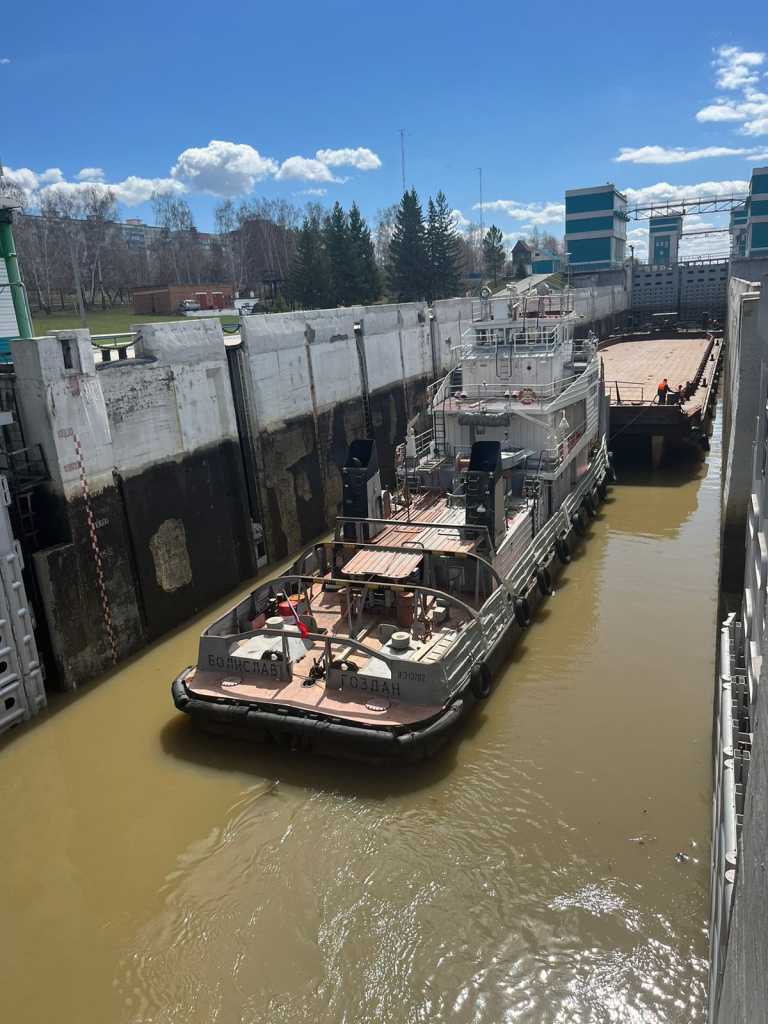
xmin=287 ymin=213 xmax=331 ymax=310
xmin=348 ymin=202 xmax=380 ymax=304
xmin=482 ymin=225 xmax=507 ymax=284
xmin=323 ymin=202 xmax=354 ymax=306
xmin=388 ymin=189 xmax=428 ymax=302
xmin=426 ymin=191 xmax=463 ymax=301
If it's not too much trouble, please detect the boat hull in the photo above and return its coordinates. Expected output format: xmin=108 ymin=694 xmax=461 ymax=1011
xmin=170 ymin=470 xmax=608 ymax=763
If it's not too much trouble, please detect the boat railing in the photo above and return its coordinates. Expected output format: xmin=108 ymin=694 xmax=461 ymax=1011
xmin=442 ymin=375 xmax=580 ymax=406
xmin=604 ymin=379 xmax=647 ymax=404
xmin=505 ymin=440 xmax=608 ymax=593
xmin=464 ymin=324 xmax=564 ymax=353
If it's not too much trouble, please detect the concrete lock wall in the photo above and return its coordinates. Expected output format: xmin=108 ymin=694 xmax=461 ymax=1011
xmin=10 ymin=290 xmax=613 ymax=689
xmin=98 ymin=320 xmax=255 ymax=640
xmin=11 ymin=320 xmax=255 ymax=687
xmin=720 ymin=271 xmax=768 ymax=601
xmin=235 ymin=299 xmax=472 ymax=561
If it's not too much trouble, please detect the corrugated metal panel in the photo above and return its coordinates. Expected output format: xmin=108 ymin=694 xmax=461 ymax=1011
xmin=0 ymin=262 xmax=19 ymax=340
xmin=342 ymin=549 xmax=423 ymax=579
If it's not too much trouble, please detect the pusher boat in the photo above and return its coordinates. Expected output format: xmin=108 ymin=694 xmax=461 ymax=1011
xmin=172 ymin=286 xmax=612 ymax=762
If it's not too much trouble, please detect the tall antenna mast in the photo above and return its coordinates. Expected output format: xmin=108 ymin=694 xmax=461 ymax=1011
xmin=478 ymin=167 xmax=484 ymax=234
xmin=400 ymin=129 xmax=406 ymax=195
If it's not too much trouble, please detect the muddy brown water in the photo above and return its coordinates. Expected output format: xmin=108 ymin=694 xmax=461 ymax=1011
xmin=2 ymin=423 xmax=720 ymax=1024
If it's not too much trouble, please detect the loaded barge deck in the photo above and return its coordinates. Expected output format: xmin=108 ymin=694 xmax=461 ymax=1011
xmin=601 ymin=333 xmax=722 ymax=462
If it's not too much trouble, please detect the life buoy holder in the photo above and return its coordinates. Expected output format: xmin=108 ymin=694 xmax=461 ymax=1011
xmin=535 ymin=565 xmax=553 ymax=596
xmin=514 ymin=595 xmax=532 ymax=628
xmin=555 ymin=535 xmax=571 ymax=564
xmin=571 ymin=509 xmax=586 ymax=536
xmin=470 ymin=662 xmax=492 ymax=700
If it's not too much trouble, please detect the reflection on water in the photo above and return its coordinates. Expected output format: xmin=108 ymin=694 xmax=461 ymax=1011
xmin=1 ymin=415 xmax=719 ymax=1024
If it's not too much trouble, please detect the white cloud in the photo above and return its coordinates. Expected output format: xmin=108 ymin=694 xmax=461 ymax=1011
xmin=296 ymin=187 xmax=327 ymax=196
xmin=714 ymin=45 xmax=765 ymax=90
xmin=0 ymin=58 xmax=10 ymax=65
xmin=623 ymin=179 xmax=750 ymax=206
xmin=477 ymin=200 xmax=565 ymax=225
xmin=39 ymin=176 xmax=184 ymax=207
xmin=315 ymin=147 xmax=382 ymax=171
xmin=449 ymin=208 xmax=471 ymax=232
xmin=616 ymin=144 xmax=756 ymax=164
xmin=4 ymin=165 xmax=64 ymax=200
xmin=77 ymin=167 xmax=105 ymax=182
xmin=696 ymin=101 xmax=747 ymax=123
xmin=275 ymin=156 xmax=342 ymax=183
xmin=171 ymin=140 xmax=278 ymax=196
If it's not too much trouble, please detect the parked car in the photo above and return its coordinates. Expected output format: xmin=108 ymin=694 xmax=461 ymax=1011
xmin=177 ymin=299 xmax=201 ymax=313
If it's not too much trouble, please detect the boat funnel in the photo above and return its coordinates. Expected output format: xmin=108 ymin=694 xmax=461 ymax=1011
xmin=342 ymin=438 xmax=383 ymax=539
xmin=465 ymin=441 xmax=505 ymax=547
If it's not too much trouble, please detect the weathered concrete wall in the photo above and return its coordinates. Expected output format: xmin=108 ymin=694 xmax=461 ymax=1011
xmin=11 ymin=320 xmax=255 ymax=686
xmin=712 ymin=261 xmax=768 ymax=1022
xmin=99 ymin=321 xmax=255 ymax=639
xmin=236 ymin=301 xmax=444 ymax=561
xmin=720 ymin=273 xmax=767 ymax=601
xmin=12 ymin=331 xmax=145 ymax=685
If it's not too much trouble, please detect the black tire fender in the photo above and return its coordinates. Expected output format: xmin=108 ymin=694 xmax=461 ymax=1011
xmin=571 ymin=509 xmax=587 ymax=536
xmin=555 ymin=535 xmax=571 ymax=564
xmin=583 ymin=492 xmax=597 ymax=518
xmin=535 ymin=565 xmax=553 ymax=596
xmin=597 ymin=478 xmax=608 ymax=501
xmin=514 ymin=595 xmax=532 ymax=628
xmin=470 ymin=662 xmax=492 ymax=700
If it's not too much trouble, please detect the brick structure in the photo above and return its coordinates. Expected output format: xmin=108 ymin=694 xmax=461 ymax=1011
xmin=132 ymin=283 xmax=233 ymax=315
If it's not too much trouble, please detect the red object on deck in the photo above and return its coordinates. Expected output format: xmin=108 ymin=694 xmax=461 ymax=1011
xmin=278 ymin=600 xmax=296 ymax=617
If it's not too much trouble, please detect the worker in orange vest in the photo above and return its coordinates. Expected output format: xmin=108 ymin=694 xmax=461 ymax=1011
xmin=657 ymin=378 xmax=671 ymax=405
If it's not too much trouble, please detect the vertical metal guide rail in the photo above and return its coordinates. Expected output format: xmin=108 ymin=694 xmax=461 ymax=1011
xmin=709 ymin=614 xmax=751 ymax=1020
xmin=0 ymin=474 xmax=46 ymax=734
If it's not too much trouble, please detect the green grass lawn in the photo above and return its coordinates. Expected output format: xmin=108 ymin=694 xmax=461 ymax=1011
xmin=32 ymin=309 xmax=240 ymax=337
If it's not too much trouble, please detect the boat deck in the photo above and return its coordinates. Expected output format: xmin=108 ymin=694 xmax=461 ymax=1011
xmin=186 ymin=668 xmax=442 ymax=727
xmin=186 ymin=583 xmax=474 ymax=727
xmin=600 ymin=336 xmax=712 ymax=415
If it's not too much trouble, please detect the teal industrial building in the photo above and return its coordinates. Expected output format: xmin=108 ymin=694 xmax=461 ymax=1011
xmin=564 ymin=184 xmax=628 ymax=270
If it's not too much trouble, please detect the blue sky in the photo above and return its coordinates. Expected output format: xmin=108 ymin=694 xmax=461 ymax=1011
xmin=3 ymin=0 xmax=768 ymax=258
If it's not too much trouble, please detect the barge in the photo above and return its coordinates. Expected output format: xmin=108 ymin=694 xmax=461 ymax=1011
xmin=172 ymin=287 xmax=612 ymax=761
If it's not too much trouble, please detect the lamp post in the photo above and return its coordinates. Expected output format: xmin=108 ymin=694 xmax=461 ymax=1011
xmin=0 ymin=191 xmax=33 ymax=339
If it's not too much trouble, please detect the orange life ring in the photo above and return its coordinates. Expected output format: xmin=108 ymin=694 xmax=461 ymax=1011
xmin=519 ymin=387 xmax=536 ymax=405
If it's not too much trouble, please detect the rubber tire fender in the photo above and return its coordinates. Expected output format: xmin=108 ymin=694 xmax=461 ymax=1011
xmin=597 ymin=478 xmax=608 ymax=501
xmin=536 ymin=565 xmax=553 ymax=596
xmin=555 ymin=535 xmax=571 ymax=564
xmin=470 ymin=662 xmax=492 ymax=700
xmin=514 ymin=595 xmax=532 ymax=628
xmin=607 ymin=462 xmax=617 ymax=483
xmin=571 ymin=509 xmax=587 ymax=536
xmin=583 ymin=492 xmax=597 ymax=518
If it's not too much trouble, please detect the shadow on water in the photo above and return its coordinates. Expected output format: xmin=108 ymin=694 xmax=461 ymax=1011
xmin=159 ymin=713 xmax=463 ymax=799
xmin=612 ymin=443 xmax=706 ymax=489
